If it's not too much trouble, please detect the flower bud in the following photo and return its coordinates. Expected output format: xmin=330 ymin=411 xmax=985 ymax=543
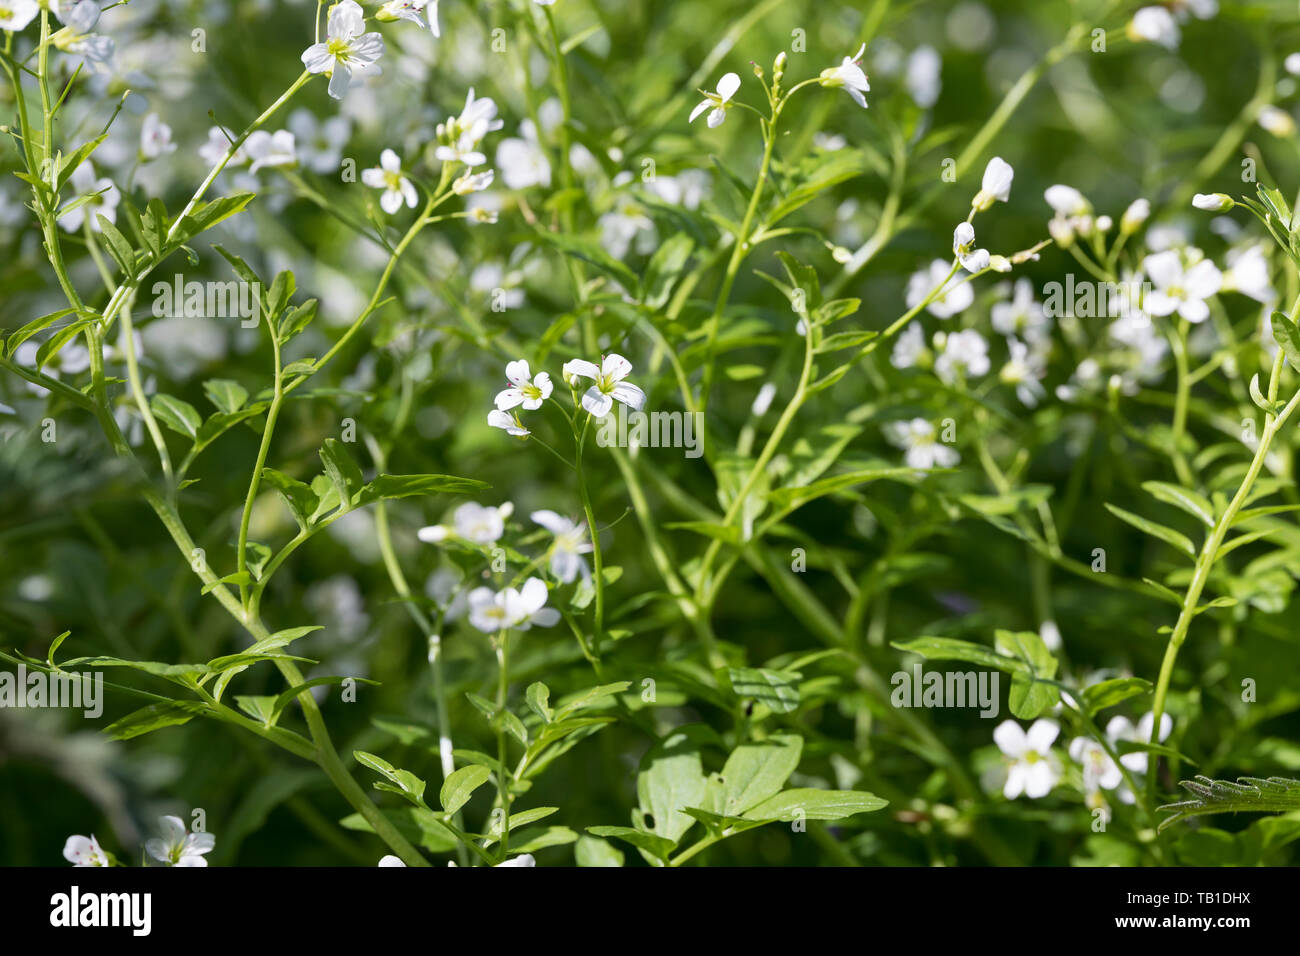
xmin=1047 ymin=216 xmax=1075 ymax=248
xmin=1191 ymin=192 xmax=1233 ymax=211
xmin=1120 ymin=198 xmax=1150 ymax=234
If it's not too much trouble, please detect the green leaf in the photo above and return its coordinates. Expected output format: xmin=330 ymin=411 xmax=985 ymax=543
xmin=354 ymin=473 xmax=490 ymax=506
xmin=96 ymin=215 xmax=136 ymax=273
xmin=767 ymin=466 xmax=916 ymax=510
xmin=585 ymin=826 xmax=676 ymax=861
xmin=1081 ymin=677 xmax=1153 ymax=715
xmin=553 ymin=681 xmax=631 ymax=721
xmin=742 ymin=788 xmax=888 ymax=821
xmin=320 ymin=438 xmax=365 ymax=507
xmin=994 ymin=629 xmax=1059 ymax=719
xmin=636 ymin=731 xmax=708 ymax=844
xmin=5 ymin=307 xmax=78 ymax=358
xmin=891 ymin=636 xmax=1026 ymax=673
xmin=150 ymin=394 xmax=202 ymax=440
xmin=1158 ymin=776 xmax=1300 ymax=832
xmin=261 ymin=467 xmax=319 ymax=531
xmin=104 ymin=701 xmax=208 ymax=740
xmin=727 ymin=667 xmax=801 ymax=713
xmin=203 ymin=379 xmax=248 ymax=415
xmin=575 ymin=834 xmax=624 ymax=867
xmin=1272 ymin=311 xmax=1300 ymax=373
xmin=526 ymin=682 xmax=553 ymax=723
xmin=1141 ymin=481 xmax=1214 ymax=527
xmin=1104 ymin=503 xmax=1197 ymax=558
xmin=439 ymin=764 xmax=492 ymax=814
xmin=717 ymin=733 xmax=803 ymax=816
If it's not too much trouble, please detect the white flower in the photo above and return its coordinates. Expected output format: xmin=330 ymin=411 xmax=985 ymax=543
xmin=1191 ymin=192 xmax=1232 ymax=211
xmin=972 ymin=156 xmax=1013 ymax=210
xmin=139 ymin=112 xmax=176 ymax=159
xmin=890 ymin=322 xmax=931 ymax=370
xmin=953 ymin=222 xmax=990 ymax=273
xmin=884 ymin=418 xmax=958 ymax=470
xmin=419 ymin=501 xmax=513 ymax=546
xmin=63 ymin=834 xmax=111 ymax=866
xmin=51 ymin=1 xmax=113 ymax=67
xmin=145 ymin=815 xmax=215 ymax=867
xmin=1142 ymin=249 xmax=1222 ymax=322
xmin=751 ymin=381 xmax=777 ymax=416
xmin=362 ymin=149 xmax=418 ymax=214
xmin=1287 ymin=52 xmax=1300 ymax=76
xmin=1107 ymin=712 xmax=1172 ymax=776
xmin=1068 ymin=737 xmax=1123 ymax=794
xmin=488 ymin=408 xmax=530 ymax=438
xmin=378 ymin=855 xmax=406 ymax=866
xmin=0 ymin=0 xmax=38 ymax=31
xmin=1000 ymin=338 xmax=1047 ymax=407
xmin=496 ymin=123 xmax=552 ymax=190
xmin=436 ymin=88 xmax=504 ymax=167
xmin=1044 ymin=184 xmax=1090 ymax=218
xmin=994 ymin=719 xmax=1061 ymax=799
xmin=905 ymin=45 xmax=941 ymax=108
xmin=495 ymin=853 xmax=536 ymax=866
xmin=198 ymin=126 xmax=245 ymax=168
xmin=453 ymin=168 xmax=495 ymax=195
xmin=1258 ymin=105 xmax=1296 ymax=137
xmin=57 ymin=162 xmax=119 ymax=233
xmin=288 ymin=109 xmax=350 ymax=175
xmin=244 ymin=129 xmax=297 ymax=174
xmin=935 ymin=329 xmax=990 ymax=383
xmin=1128 ymin=6 xmax=1180 ymax=49
xmin=1222 ymin=244 xmax=1274 ymax=303
xmin=689 ymin=72 xmax=740 ymax=128
xmin=494 ymin=359 xmax=553 ymax=411
xmin=818 ymin=43 xmax=870 ymax=108
xmin=300 ymin=0 xmax=385 ymax=101
xmin=598 ymin=199 xmax=655 ymax=259
xmin=531 ymin=511 xmax=593 ymax=583
xmin=906 ymin=259 xmax=972 ymax=319
xmin=467 ymin=577 xmax=559 ymax=633
xmin=376 ymin=0 xmax=439 ymax=36
xmin=563 ymin=353 xmax=646 ymax=418
xmin=991 ymin=278 xmax=1049 ymax=344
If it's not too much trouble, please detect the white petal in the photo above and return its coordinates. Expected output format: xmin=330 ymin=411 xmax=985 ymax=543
xmin=611 ymin=381 xmax=646 ymax=411
xmin=582 ymin=387 xmax=614 ymax=418
xmin=504 ymin=359 xmax=532 ymax=388
xmin=993 ymin=720 xmax=1027 ymax=758
xmin=1026 ymin=718 xmax=1060 ymax=751
xmin=601 ymin=353 xmax=633 ymax=381
xmin=715 ymin=71 xmax=741 ymax=102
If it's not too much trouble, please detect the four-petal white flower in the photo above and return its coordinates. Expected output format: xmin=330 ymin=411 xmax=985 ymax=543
xmin=495 ymin=360 xmax=553 ymax=412
xmin=1143 ymin=249 xmax=1222 ymax=323
xmin=818 ymin=43 xmax=870 ymax=108
xmin=689 ymin=72 xmax=741 ymax=128
xmin=993 ymin=719 xmax=1062 ymax=800
xmin=145 ymin=815 xmax=215 ymax=867
xmin=531 ymin=510 xmax=593 ymax=583
xmin=362 ymin=148 xmax=418 ymax=214
xmin=301 ymin=0 xmax=385 ymax=100
xmin=562 ymin=354 xmax=646 ymax=418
